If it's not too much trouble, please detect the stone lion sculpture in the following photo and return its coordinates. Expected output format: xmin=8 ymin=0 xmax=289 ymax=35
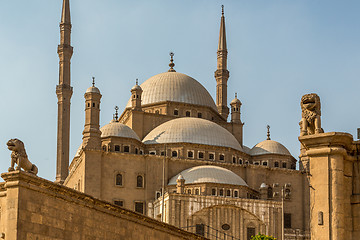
xmin=300 ymin=93 xmax=324 ymax=136
xmin=7 ymin=138 xmax=38 ymax=175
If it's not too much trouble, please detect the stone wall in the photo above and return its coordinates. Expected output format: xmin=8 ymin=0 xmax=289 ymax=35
xmin=0 ymin=170 xmax=206 ymax=240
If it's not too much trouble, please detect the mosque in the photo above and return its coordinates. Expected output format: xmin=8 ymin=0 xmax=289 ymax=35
xmin=2 ymin=0 xmax=360 ymax=239
xmin=51 ymin=1 xmax=311 ymax=240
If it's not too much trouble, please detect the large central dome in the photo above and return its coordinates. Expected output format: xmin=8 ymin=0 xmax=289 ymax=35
xmin=125 ymin=72 xmax=217 ymax=111
xmin=142 ymin=117 xmax=243 ymax=151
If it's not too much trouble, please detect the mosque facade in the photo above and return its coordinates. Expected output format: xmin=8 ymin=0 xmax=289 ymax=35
xmin=55 ymin=1 xmax=310 ymax=239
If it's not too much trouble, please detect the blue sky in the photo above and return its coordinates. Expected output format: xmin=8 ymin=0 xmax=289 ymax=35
xmin=0 ymin=0 xmax=359 ymax=180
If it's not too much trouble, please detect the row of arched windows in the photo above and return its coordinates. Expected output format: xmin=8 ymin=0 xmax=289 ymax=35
xmin=102 ymin=145 xmax=144 ymax=155
xmin=211 ymin=188 xmax=240 ymax=198
xmin=115 ymin=173 xmax=144 ymax=188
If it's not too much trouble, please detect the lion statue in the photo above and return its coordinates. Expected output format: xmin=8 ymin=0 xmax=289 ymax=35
xmin=300 ymin=93 xmax=324 ymax=136
xmin=7 ymin=139 xmax=38 ymax=175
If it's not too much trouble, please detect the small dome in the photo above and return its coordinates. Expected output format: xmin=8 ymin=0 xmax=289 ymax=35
xmin=86 ymin=86 xmax=100 ymax=94
xmin=100 ymin=121 xmax=140 ymax=141
xmin=125 ymin=72 xmax=217 ymax=111
xmin=131 ymin=84 xmax=142 ymax=91
xmin=260 ymin=183 xmax=268 ymax=189
xmin=168 ymin=165 xmax=248 ymax=186
xmin=142 ymin=118 xmax=243 ymax=151
xmin=230 ymin=98 xmax=241 ymax=105
xmin=177 ymin=174 xmax=184 ymax=180
xmin=250 ymin=140 xmax=291 ymax=156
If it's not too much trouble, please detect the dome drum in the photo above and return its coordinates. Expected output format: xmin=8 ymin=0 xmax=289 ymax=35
xmin=167 ymin=182 xmax=259 ymax=199
xmin=143 ymin=141 xmax=247 ymax=164
xmin=101 ymin=138 xmax=143 ymax=155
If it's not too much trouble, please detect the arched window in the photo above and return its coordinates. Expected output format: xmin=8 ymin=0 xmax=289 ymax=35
xmin=219 ymin=154 xmax=225 ymax=161
xmin=219 ymin=189 xmax=224 ymax=196
xmin=116 ymin=174 xmax=123 ymax=186
xmin=234 ymin=190 xmax=239 ymax=198
xmin=267 ymin=187 xmax=273 ymax=199
xmin=174 ymin=109 xmax=179 ymax=116
xmin=232 ymin=156 xmax=237 ymax=163
xmin=211 ymin=188 xmax=216 ymax=196
xmin=135 ymin=148 xmax=138 ymax=154
xmin=186 ymin=111 xmax=191 ymax=117
xmin=156 ymin=191 xmax=161 ymax=199
xmin=274 ymin=161 xmax=279 ymax=167
xmin=187 ymin=189 xmax=192 ymax=194
xmin=136 ymin=175 xmax=143 ymax=188
xmin=102 ymin=145 xmax=107 ymax=151
xmin=123 ymin=146 xmax=130 ymax=153
xmin=198 ymin=152 xmax=204 ymax=159
xmin=187 ymin=151 xmax=194 ymax=158
xmin=87 ymin=103 xmax=90 ymax=107
xmin=209 ymin=153 xmax=214 ymax=160
xmin=195 ymin=188 xmax=200 ymax=195
xmin=172 ymin=151 xmax=178 ymax=157
xmin=226 ymin=190 xmax=231 ymax=197
xmin=114 ymin=145 xmax=120 ymax=152
xmin=282 ymin=162 xmax=287 ymax=168
xmin=197 ymin=112 xmax=202 ymax=118
xmin=92 ymin=103 xmax=95 ymax=107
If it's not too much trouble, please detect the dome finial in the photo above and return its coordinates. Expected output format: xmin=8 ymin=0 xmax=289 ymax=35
xmin=114 ymin=106 xmax=119 ymax=121
xmin=267 ymin=125 xmax=271 ymax=140
xmin=235 ymin=92 xmax=237 ymax=98
xmin=92 ymin=76 xmax=95 ymax=87
xmin=221 ymin=5 xmax=224 ymax=16
xmin=168 ymin=52 xmax=176 ymax=72
xmin=136 ymin=78 xmax=138 ymax=85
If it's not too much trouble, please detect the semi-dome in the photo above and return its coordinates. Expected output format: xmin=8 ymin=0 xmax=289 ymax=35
xmin=250 ymin=140 xmax=291 ymax=156
xmin=125 ymin=72 xmax=217 ymax=111
xmin=100 ymin=120 xmax=140 ymax=141
xmin=142 ymin=117 xmax=243 ymax=151
xmin=168 ymin=165 xmax=248 ymax=186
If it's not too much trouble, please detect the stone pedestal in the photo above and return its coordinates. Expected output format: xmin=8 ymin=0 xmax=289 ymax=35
xmin=299 ymin=132 xmax=354 ymax=240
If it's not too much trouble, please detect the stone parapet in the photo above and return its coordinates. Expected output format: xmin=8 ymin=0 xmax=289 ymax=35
xmin=0 ymin=170 xmax=207 ymax=240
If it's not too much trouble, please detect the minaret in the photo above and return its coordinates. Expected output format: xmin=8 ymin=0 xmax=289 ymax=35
xmin=131 ymin=79 xmax=143 ymax=111
xmin=56 ymin=0 xmax=73 ymax=184
xmin=215 ymin=5 xmax=229 ymax=120
xmin=230 ymin=93 xmax=242 ymax=124
xmin=82 ymin=77 xmax=102 ymax=150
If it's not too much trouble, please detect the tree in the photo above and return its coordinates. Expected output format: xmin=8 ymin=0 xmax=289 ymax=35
xmin=250 ymin=233 xmax=277 ymax=240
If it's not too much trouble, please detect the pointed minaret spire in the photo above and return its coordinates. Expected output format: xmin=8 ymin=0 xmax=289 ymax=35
xmin=61 ymin=0 xmax=71 ymax=24
xmin=56 ymin=0 xmax=74 ymax=184
xmin=267 ymin=125 xmax=271 ymax=140
xmin=215 ymin=5 xmax=229 ymax=120
xmin=218 ymin=5 xmax=227 ymax=52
